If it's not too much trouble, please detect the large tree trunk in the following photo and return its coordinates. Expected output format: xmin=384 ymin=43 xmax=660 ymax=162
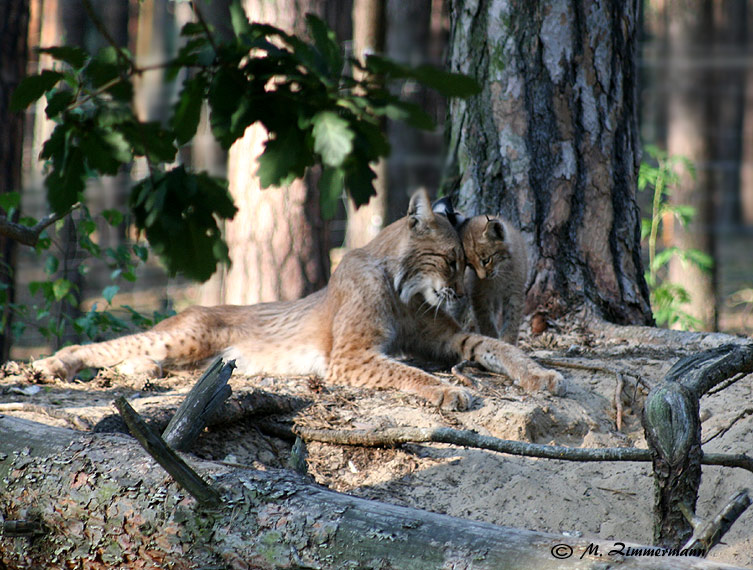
xmin=202 ymin=0 xmax=330 ymax=305
xmin=445 ymin=0 xmax=652 ymax=326
xmin=0 ymin=0 xmax=30 ymax=361
xmin=665 ymin=0 xmax=718 ymax=331
xmin=0 ymin=415 xmax=732 ymax=569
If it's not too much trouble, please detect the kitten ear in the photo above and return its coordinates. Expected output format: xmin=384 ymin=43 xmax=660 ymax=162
xmin=432 ymin=196 xmax=466 ymax=228
xmin=484 ymin=218 xmax=506 ymax=241
xmin=408 ymin=188 xmax=435 ymax=232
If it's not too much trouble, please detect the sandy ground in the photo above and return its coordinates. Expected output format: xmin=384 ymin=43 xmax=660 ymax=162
xmin=2 ymin=324 xmax=752 ymax=567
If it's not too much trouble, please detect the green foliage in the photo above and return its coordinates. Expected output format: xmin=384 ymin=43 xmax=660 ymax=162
xmin=12 ymin=2 xmax=479 ymax=282
xmin=639 ymin=145 xmax=712 ymax=330
xmin=6 ymin=204 xmax=173 ymax=345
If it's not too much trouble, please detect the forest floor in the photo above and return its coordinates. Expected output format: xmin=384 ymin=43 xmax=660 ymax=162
xmin=2 ymin=321 xmax=752 ymax=567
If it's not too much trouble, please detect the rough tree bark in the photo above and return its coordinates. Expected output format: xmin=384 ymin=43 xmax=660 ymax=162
xmin=445 ymin=0 xmax=652 ymax=326
xmin=203 ymin=0 xmax=330 ymax=305
xmin=0 ymin=0 xmax=29 ymax=361
xmin=0 ymin=415 xmax=733 ymax=569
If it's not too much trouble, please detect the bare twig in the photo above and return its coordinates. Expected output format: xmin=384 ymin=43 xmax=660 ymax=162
xmin=0 ymin=402 xmax=89 ymax=430
xmin=190 ymin=0 xmax=220 ymax=54
xmin=80 ymin=0 xmax=133 ymax=70
xmin=702 ymin=407 xmax=753 ymax=444
xmin=681 ymin=489 xmax=751 ymax=552
xmin=0 ymin=204 xmax=79 ymax=247
xmin=615 ymin=373 xmax=625 ymax=432
xmin=536 ymin=357 xmax=620 ymax=376
xmin=707 ymin=371 xmax=749 ymax=396
xmin=292 ymin=425 xmax=753 ymax=473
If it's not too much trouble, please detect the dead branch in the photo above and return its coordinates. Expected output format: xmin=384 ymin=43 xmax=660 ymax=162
xmin=114 ymin=396 xmax=221 ymax=508
xmin=0 ymin=402 xmax=90 ymax=430
xmin=615 ymin=373 xmax=625 ymax=431
xmin=0 ymin=204 xmax=79 ymax=247
xmin=682 ymin=490 xmax=752 ymax=553
xmin=666 ymin=343 xmax=753 ymax=397
xmin=642 ymin=342 xmax=753 ymax=547
xmin=291 ymin=425 xmax=753 ymax=473
xmin=162 ymin=357 xmax=235 ymax=450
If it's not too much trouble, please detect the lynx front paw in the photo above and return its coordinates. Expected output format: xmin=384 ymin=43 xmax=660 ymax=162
xmin=32 ymin=356 xmax=74 ymax=380
xmin=519 ymin=368 xmax=567 ymax=397
xmin=429 ymin=385 xmax=473 ymax=411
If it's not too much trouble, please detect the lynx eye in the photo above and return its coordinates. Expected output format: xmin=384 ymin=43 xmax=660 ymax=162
xmin=481 ymin=257 xmax=492 ymax=266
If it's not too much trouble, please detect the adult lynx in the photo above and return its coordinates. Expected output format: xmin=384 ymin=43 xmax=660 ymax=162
xmin=34 ymin=191 xmax=563 ymax=409
xmin=433 ymin=197 xmax=528 ymax=344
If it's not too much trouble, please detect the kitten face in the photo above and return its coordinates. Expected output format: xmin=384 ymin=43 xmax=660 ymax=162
xmin=460 ymin=216 xmax=511 ymax=280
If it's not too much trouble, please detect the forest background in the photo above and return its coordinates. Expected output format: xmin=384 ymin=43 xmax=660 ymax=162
xmin=2 ymin=0 xmax=753 ymax=359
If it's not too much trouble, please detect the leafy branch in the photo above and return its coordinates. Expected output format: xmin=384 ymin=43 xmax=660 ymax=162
xmin=10 ymin=0 xmax=480 ymax=282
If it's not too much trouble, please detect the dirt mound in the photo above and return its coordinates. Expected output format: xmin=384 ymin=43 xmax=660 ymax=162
xmin=2 ymin=328 xmax=752 ymax=566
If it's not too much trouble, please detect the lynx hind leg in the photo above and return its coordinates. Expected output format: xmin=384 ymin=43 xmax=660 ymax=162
xmin=457 ymin=333 xmax=566 ymax=396
xmin=32 ymin=328 xmax=204 ymax=380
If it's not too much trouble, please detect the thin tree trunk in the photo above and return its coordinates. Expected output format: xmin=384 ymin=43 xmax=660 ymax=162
xmin=0 ymin=0 xmax=30 ymax=361
xmin=345 ymin=0 xmax=388 ymax=249
xmin=711 ymin=0 xmax=746 ymax=229
xmin=739 ymin=5 xmax=753 ymax=226
xmin=204 ymin=0 xmax=329 ymax=305
xmin=384 ymin=0 xmax=446 ymax=223
xmin=0 ymin=415 xmax=731 ymax=569
xmin=445 ymin=0 xmax=652 ymax=326
xmin=665 ymin=0 xmax=717 ymax=331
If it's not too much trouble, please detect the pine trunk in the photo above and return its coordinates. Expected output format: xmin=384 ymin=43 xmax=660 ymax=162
xmin=0 ymin=0 xmax=29 ymax=360
xmin=445 ymin=0 xmax=652 ymax=326
xmin=345 ymin=0 xmax=388 ymax=249
xmin=204 ymin=0 xmax=330 ymax=305
xmin=665 ymin=0 xmax=717 ymax=331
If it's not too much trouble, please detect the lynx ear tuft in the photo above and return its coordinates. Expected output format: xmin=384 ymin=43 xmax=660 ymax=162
xmin=408 ymin=189 xmax=434 ymax=231
xmin=484 ymin=218 xmax=506 ymax=241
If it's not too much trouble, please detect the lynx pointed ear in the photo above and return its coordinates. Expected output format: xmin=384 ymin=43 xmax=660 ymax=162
xmin=408 ymin=189 xmax=434 ymax=231
xmin=484 ymin=218 xmax=506 ymax=241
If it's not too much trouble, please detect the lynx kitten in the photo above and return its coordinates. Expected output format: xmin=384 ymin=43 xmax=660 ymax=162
xmin=433 ymin=197 xmax=528 ymax=344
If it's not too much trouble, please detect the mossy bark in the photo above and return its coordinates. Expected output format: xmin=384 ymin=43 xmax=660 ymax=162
xmin=445 ymin=0 xmax=651 ymax=325
xmin=1 ymin=415 xmax=732 ymax=570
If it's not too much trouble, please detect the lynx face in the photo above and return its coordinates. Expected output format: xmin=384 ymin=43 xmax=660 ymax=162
xmin=393 ymin=196 xmax=466 ymax=313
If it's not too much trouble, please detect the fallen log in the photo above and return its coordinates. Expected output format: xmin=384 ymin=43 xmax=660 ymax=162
xmin=0 ymin=415 xmax=742 ymax=569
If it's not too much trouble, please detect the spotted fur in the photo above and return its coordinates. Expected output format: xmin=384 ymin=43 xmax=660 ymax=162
xmin=34 ymin=190 xmax=563 ymax=409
